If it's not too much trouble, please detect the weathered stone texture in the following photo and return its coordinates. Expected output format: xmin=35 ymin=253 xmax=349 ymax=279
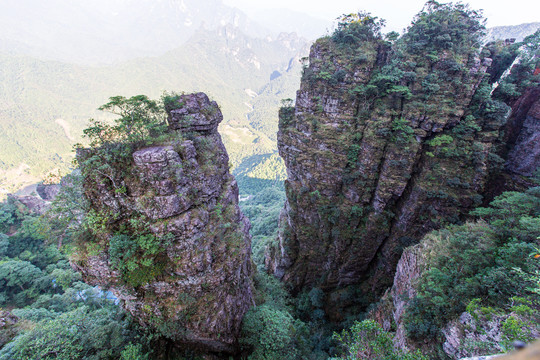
xmin=506 ymin=85 xmax=540 ymax=177
xmin=74 ymin=93 xmax=254 ymax=354
xmin=267 ymin=34 xmax=502 ymax=313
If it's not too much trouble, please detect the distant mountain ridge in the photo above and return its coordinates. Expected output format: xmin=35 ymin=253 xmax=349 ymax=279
xmin=0 ymin=24 xmax=308 ymax=196
xmin=246 ymin=8 xmax=331 ymax=40
xmin=0 ymin=0 xmax=271 ymax=65
xmin=486 ymin=22 xmax=540 ymax=42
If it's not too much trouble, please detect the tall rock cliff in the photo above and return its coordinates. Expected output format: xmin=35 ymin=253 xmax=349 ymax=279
xmin=74 ymin=93 xmax=254 ymax=354
xmin=267 ymin=6 xmax=508 ymax=314
xmin=483 ymin=31 xmax=540 ymax=198
xmin=505 ymin=85 xmax=540 ymax=177
xmin=369 ymin=34 xmax=540 ymax=359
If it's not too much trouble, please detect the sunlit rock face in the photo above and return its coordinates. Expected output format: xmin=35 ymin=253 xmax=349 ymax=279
xmin=74 ymin=93 xmax=254 ymax=354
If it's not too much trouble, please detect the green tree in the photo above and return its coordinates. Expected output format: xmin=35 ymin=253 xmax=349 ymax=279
xmin=0 ymin=306 xmax=144 ymax=360
xmin=332 ymin=12 xmax=385 ymax=45
xmin=85 ymin=95 xmax=166 ymax=148
xmin=0 ymin=259 xmax=45 ymax=306
xmin=333 ymin=320 xmax=427 ymax=360
xmin=241 ymin=304 xmax=308 ymax=360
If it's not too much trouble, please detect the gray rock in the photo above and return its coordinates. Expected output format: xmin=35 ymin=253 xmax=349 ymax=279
xmin=168 ymin=92 xmax=223 ymax=133
xmin=506 ymin=86 xmax=540 ymax=177
xmin=75 ymin=92 xmax=254 ymax=354
xmin=36 ymin=183 xmax=61 ymax=201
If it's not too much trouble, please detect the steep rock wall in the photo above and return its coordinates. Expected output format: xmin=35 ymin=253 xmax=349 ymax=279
xmin=370 ymin=72 xmax=540 ymax=359
xmin=267 ymin=20 xmax=505 ymax=313
xmin=74 ymin=93 xmax=254 ymax=354
xmin=504 ymin=85 xmax=540 ymax=177
xmin=483 ymin=82 xmax=540 ymax=200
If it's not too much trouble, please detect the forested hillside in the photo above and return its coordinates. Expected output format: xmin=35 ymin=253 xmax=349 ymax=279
xmin=0 ymin=26 xmax=306 ymax=197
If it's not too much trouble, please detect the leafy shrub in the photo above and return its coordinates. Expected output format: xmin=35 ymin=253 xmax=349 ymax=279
xmin=332 ymin=12 xmax=385 ymax=46
xmin=0 ymin=306 xmax=144 ymax=360
xmin=333 ymin=320 xmax=427 ymax=360
xmin=403 ymin=188 xmax=540 ymax=340
xmin=402 ymin=1 xmax=485 ymax=56
xmin=241 ymin=304 xmax=303 ymax=360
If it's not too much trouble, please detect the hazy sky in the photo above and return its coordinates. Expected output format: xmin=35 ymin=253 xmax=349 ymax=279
xmin=223 ymin=0 xmax=540 ymax=32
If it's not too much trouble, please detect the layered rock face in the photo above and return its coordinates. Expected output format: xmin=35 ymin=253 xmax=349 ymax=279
xmin=504 ymin=85 xmax=540 ymax=177
xmin=368 ymin=243 xmax=426 ymax=351
xmin=267 ymin=22 xmax=505 ymax=311
xmin=370 ymin=71 xmax=540 ymax=360
xmin=74 ymin=93 xmax=254 ymax=353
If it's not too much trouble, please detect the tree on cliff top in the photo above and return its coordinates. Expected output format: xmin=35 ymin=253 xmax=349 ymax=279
xmin=82 ymin=95 xmax=168 ymax=149
xmin=332 ymin=12 xmax=385 ymax=45
xmin=403 ymin=1 xmax=485 ymax=55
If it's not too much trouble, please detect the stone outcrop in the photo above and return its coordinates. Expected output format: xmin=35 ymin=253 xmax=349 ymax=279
xmin=168 ymin=93 xmax=224 ymax=133
xmin=36 ymin=183 xmax=61 ymax=201
xmin=74 ymin=93 xmax=254 ymax=354
xmin=267 ymin=22 xmax=504 ymax=313
xmin=504 ymin=85 xmax=540 ymax=177
xmin=0 ymin=310 xmax=19 ymax=348
xmin=8 ymin=183 xmax=61 ymax=215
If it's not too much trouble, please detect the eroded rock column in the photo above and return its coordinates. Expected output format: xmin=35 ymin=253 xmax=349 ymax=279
xmin=74 ymin=93 xmax=253 ymax=354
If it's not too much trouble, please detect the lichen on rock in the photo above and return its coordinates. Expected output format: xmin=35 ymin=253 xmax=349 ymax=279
xmin=73 ymin=92 xmax=254 ymax=354
xmin=266 ymin=6 xmax=508 ymax=316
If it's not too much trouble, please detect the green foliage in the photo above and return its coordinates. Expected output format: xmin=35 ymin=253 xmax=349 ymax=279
xmin=0 ymin=259 xmax=44 ymax=306
xmin=501 ymin=316 xmax=526 ymax=341
xmin=107 ymin=232 xmax=168 ymax=287
xmin=402 ymin=1 xmax=485 ymax=56
xmin=0 ymin=201 xmax=153 ymax=359
xmin=390 ymin=118 xmax=414 ymax=144
xmin=161 ymin=92 xmax=184 ymax=114
xmin=332 ymin=12 xmax=385 ymax=46
xmin=493 ymin=30 xmax=540 ymax=103
xmin=368 ymin=67 xmax=413 ymax=100
xmin=347 ymin=144 xmax=362 ymax=165
xmin=427 ymin=135 xmax=453 ymax=147
xmin=241 ymin=270 xmax=318 ymax=359
xmin=333 ymin=320 xmax=427 ymax=360
xmin=0 ymin=306 xmax=144 ymax=360
xmin=39 ymin=172 xmax=87 ymax=249
xmin=471 ymin=188 xmax=540 ymax=242
xmin=235 ymin=156 xmax=286 ymax=269
xmin=0 ymin=206 xmax=16 ymax=233
xmin=95 ymin=95 xmax=165 ymax=144
xmin=120 ymin=343 xmax=149 ymax=360
xmin=76 ymin=95 xmax=172 ymax=197
xmin=279 ymin=105 xmax=296 ymax=128
xmin=240 ymin=304 xmax=305 ymax=360
xmin=0 ymin=197 xmax=27 ymax=233
xmin=403 ymin=188 xmax=540 ymax=340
